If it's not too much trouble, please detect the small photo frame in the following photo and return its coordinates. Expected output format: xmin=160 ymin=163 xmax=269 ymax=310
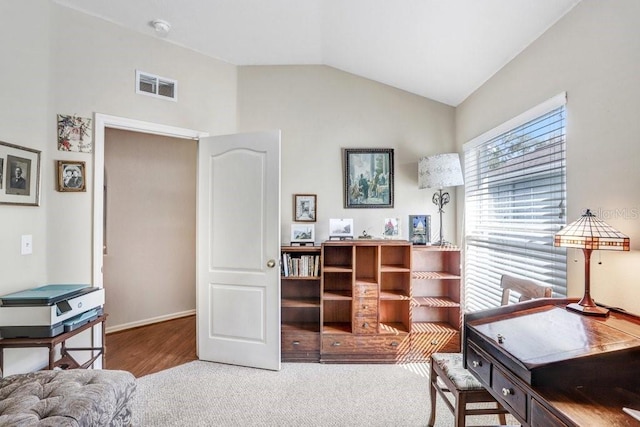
xmin=0 ymin=141 xmax=41 ymax=206
xmin=344 ymin=148 xmax=394 ymax=208
xmin=409 ymin=215 xmax=431 ymax=245
xmin=293 ymin=194 xmax=317 ymax=222
xmin=291 ymin=224 xmax=315 ymax=244
xmin=57 ymin=160 xmax=86 ymax=192
xmin=383 ymin=218 xmax=400 ymax=238
xmin=329 ymin=218 xmax=354 ymax=239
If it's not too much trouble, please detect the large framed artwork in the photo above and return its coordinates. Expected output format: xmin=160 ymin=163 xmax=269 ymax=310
xmin=0 ymin=141 xmax=41 ymax=206
xmin=344 ymin=148 xmax=394 ymax=208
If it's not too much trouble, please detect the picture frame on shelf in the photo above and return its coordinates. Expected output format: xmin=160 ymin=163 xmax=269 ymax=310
xmin=0 ymin=141 xmax=41 ymax=206
xmin=293 ymin=194 xmax=317 ymax=222
xmin=343 ymin=148 xmax=394 ymax=208
xmin=329 ymin=218 xmax=354 ymax=239
xmin=291 ymin=224 xmax=315 ymax=245
xmin=57 ymin=160 xmax=86 ymax=192
xmin=383 ymin=218 xmax=400 ymax=238
xmin=409 ymin=214 xmax=431 ymax=245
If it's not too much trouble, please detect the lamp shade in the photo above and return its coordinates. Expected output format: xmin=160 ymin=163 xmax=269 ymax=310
xmin=554 ymin=209 xmax=630 ymax=251
xmin=418 ymin=153 xmax=464 ymax=189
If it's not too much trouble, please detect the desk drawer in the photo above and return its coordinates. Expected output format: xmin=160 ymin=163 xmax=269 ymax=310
xmin=492 ymin=367 xmax=528 ymax=420
xmin=465 ymin=344 xmax=492 ymax=385
xmin=530 ymin=398 xmax=568 ymax=427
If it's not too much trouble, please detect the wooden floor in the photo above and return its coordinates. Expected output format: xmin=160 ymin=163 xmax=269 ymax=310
xmin=105 ymin=315 xmax=197 ymax=377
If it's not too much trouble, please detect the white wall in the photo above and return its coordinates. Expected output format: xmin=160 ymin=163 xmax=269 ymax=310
xmin=0 ymin=1 xmax=237 ymax=375
xmin=238 ymin=65 xmax=456 ymax=244
xmin=456 ymin=0 xmax=640 ymax=314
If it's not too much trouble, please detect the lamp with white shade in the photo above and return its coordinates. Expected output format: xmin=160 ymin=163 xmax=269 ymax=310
xmin=418 ymin=153 xmax=464 ymax=246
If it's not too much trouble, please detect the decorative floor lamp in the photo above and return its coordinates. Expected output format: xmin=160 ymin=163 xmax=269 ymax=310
xmin=554 ymin=208 xmax=630 ymax=317
xmin=418 ymin=153 xmax=464 ymax=246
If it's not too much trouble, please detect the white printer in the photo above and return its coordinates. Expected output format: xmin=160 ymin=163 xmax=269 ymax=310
xmin=0 ymin=284 xmax=105 ymax=338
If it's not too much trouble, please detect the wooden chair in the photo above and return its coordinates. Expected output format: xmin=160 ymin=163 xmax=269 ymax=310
xmin=427 ymin=274 xmax=553 ymax=427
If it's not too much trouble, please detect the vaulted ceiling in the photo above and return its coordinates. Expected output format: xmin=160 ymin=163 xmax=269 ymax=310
xmin=52 ymin=0 xmax=581 ymax=106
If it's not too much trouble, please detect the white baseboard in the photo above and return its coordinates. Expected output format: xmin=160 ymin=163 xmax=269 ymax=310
xmin=105 ymin=309 xmax=196 ymax=334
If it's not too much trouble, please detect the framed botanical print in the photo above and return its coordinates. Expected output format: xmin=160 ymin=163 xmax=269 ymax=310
xmin=344 ymin=148 xmax=394 ymax=208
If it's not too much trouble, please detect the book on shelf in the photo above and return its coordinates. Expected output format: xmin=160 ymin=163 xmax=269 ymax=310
xmin=281 ymin=253 xmax=320 ymax=278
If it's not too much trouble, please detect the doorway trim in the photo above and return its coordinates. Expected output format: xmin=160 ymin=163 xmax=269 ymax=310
xmin=92 ymin=113 xmax=209 ymax=287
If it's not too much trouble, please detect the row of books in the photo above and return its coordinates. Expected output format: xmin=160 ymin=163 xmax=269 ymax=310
xmin=282 ymin=253 xmax=320 ymax=277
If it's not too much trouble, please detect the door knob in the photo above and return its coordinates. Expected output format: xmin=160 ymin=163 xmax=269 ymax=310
xmin=267 ymin=259 xmax=276 ymax=268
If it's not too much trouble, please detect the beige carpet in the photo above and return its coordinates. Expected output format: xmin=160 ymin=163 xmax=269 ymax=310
xmin=132 ymin=360 xmax=518 ymax=426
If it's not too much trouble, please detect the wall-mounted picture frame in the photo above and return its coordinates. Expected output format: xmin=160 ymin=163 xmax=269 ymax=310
xmin=293 ymin=194 xmax=317 ymax=222
xmin=57 ymin=114 xmax=93 ymax=153
xmin=57 ymin=160 xmax=86 ymax=192
xmin=0 ymin=141 xmax=41 ymax=206
xmin=409 ymin=214 xmax=431 ymax=245
xmin=291 ymin=224 xmax=315 ymax=244
xmin=344 ymin=148 xmax=394 ymax=208
xmin=384 ymin=217 xmax=400 ymax=238
xmin=329 ymin=218 xmax=354 ymax=239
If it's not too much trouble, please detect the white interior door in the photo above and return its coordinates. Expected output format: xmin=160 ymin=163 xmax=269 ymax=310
xmin=197 ymin=130 xmax=281 ymax=370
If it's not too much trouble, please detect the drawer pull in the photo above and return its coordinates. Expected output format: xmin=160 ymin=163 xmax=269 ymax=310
xmin=362 ymin=305 xmax=368 ymax=309
xmin=332 ymin=341 xmax=341 ymax=347
xmin=362 ymin=322 xmax=369 ymax=328
xmin=430 ymin=340 xmax=439 ymax=345
xmin=390 ymin=341 xmax=399 ymax=347
xmin=472 ymin=360 xmax=482 ymax=368
xmin=502 ymin=387 xmax=514 ymax=396
xmin=292 ymin=341 xmax=300 ymax=346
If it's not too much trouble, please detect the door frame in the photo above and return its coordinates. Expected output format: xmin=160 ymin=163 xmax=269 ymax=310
xmin=92 ymin=113 xmax=209 ymax=288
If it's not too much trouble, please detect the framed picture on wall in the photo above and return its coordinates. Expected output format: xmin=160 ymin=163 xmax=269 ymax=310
xmin=409 ymin=214 xmax=431 ymax=245
xmin=344 ymin=148 xmax=394 ymax=208
xmin=57 ymin=160 xmax=86 ymax=192
xmin=293 ymin=194 xmax=317 ymax=222
xmin=0 ymin=141 xmax=41 ymax=206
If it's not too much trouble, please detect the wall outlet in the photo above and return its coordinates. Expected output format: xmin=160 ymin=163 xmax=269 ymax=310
xmin=21 ymin=234 xmax=32 ymax=255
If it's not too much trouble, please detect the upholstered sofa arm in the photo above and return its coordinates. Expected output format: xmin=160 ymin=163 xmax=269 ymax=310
xmin=0 ymin=369 xmax=136 ymax=426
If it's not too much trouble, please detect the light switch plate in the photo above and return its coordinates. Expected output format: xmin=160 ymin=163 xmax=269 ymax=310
xmin=21 ymin=234 xmax=32 ymax=255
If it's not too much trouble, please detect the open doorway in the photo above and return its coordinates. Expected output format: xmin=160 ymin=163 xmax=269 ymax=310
xmin=92 ymin=114 xmax=208 ymax=336
xmin=103 ymin=128 xmax=196 ymax=330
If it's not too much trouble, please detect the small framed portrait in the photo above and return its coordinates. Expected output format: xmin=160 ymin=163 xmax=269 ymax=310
xmin=329 ymin=218 xmax=354 ymax=239
xmin=57 ymin=160 xmax=86 ymax=192
xmin=409 ymin=215 xmax=431 ymax=245
xmin=293 ymin=194 xmax=317 ymax=222
xmin=344 ymin=148 xmax=394 ymax=208
xmin=291 ymin=224 xmax=315 ymax=244
xmin=0 ymin=141 xmax=41 ymax=206
xmin=383 ymin=218 xmax=400 ymax=238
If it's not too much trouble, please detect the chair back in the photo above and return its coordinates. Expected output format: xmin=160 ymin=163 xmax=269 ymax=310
xmin=500 ymin=275 xmax=553 ymax=306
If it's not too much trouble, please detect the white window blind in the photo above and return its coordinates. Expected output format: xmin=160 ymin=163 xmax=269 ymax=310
xmin=463 ymin=94 xmax=567 ymax=312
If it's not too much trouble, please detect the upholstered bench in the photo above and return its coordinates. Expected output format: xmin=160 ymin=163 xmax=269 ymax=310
xmin=0 ymin=369 xmax=136 ymax=426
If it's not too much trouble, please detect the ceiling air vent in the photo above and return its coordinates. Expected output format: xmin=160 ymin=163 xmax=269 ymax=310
xmin=136 ymin=70 xmax=177 ymax=101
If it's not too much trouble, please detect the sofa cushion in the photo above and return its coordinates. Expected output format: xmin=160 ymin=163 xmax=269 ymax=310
xmin=0 ymin=369 xmax=136 ymax=427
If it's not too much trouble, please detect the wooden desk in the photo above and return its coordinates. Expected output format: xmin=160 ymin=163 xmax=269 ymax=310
xmin=464 ymin=299 xmax=640 ymax=426
xmin=0 ymin=314 xmax=107 ymax=374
